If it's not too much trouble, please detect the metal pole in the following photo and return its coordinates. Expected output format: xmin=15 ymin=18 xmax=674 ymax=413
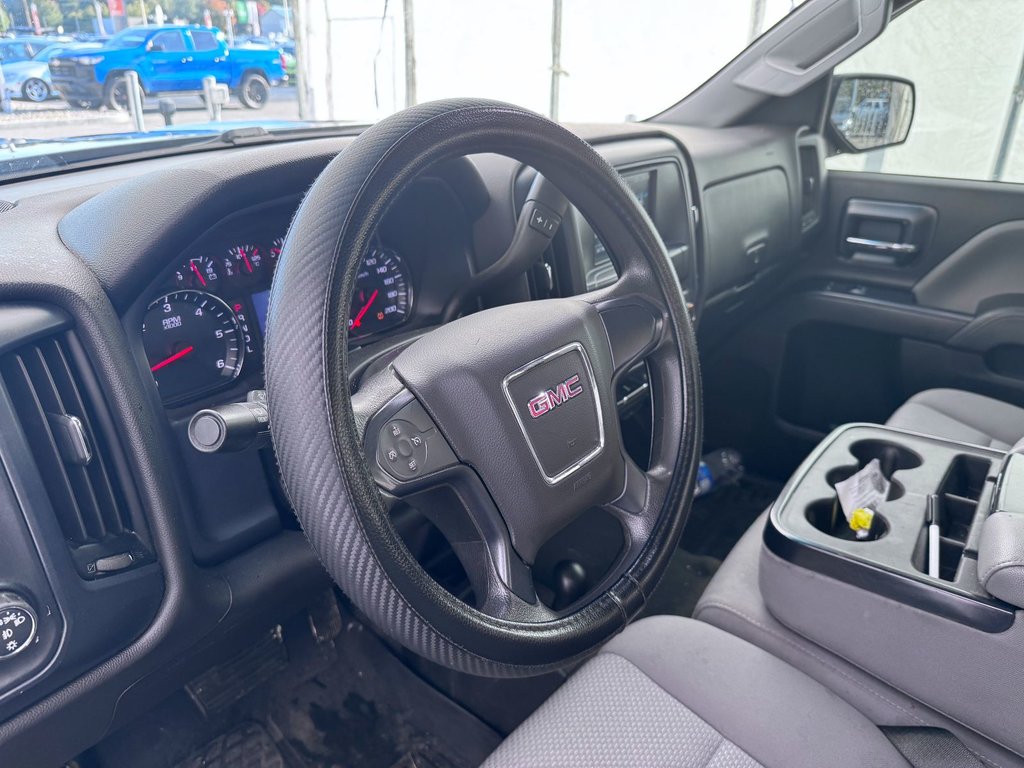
xmin=403 ymin=0 xmax=416 ymax=107
xmin=125 ymin=71 xmax=146 ymax=132
xmin=202 ymin=75 xmax=221 ymax=121
xmin=749 ymin=0 xmax=765 ymax=41
xmin=138 ymin=0 xmax=146 ymax=24
xmin=549 ymin=0 xmax=562 ymax=120
xmin=992 ymin=45 xmax=1024 ymax=181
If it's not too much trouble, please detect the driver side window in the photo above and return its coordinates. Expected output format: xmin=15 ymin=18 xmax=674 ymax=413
xmin=827 ymin=0 xmax=1024 ymax=183
xmin=149 ymin=31 xmax=187 ymax=53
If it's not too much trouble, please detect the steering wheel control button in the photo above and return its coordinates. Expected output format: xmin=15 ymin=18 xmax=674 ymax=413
xmin=380 ymin=419 xmax=429 ymax=479
xmin=0 ymin=593 xmax=38 ymax=660
xmin=525 ymin=200 xmax=563 ymax=238
xmin=375 ymin=400 xmax=457 ymax=483
xmin=503 ymin=342 xmax=604 ymax=485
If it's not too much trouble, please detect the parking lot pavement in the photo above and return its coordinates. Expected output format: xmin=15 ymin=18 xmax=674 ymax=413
xmin=0 ymin=86 xmax=302 ymax=141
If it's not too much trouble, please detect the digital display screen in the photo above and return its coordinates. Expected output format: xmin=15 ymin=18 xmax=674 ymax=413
xmin=251 ymin=289 xmax=270 ymax=333
xmin=623 ymin=170 xmax=654 ymax=213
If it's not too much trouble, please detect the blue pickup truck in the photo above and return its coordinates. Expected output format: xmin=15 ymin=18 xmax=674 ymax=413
xmin=49 ymin=25 xmax=287 ymax=110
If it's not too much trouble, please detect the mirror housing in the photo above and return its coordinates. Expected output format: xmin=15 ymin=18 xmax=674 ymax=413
xmin=828 ymin=75 xmax=915 ymax=153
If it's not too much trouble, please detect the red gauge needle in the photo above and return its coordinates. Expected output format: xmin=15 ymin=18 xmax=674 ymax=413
xmin=240 ymin=250 xmax=254 ymax=273
xmin=189 ymin=261 xmax=207 ymax=287
xmin=351 ymin=289 xmax=378 ymax=329
xmin=150 ymin=346 xmax=194 ymax=372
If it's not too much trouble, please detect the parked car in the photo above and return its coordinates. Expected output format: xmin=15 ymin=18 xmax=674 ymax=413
xmin=236 ymin=35 xmax=296 ymax=80
xmin=0 ymin=36 xmax=51 ymax=64
xmin=845 ymin=97 xmax=891 ymax=135
xmin=48 ymin=25 xmax=288 ymax=110
xmin=2 ymin=42 xmax=101 ymax=102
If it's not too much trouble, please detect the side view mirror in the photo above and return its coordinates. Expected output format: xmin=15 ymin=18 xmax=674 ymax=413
xmin=828 ymin=75 xmax=915 ymax=153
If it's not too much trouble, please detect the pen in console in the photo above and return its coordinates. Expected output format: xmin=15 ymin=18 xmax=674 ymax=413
xmin=927 ymin=493 xmax=941 ymax=579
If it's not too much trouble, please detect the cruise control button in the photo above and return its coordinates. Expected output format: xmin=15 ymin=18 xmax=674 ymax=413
xmin=373 ymin=398 xmax=459 ymax=484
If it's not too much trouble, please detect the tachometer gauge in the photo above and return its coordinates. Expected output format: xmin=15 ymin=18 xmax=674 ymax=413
xmin=142 ymin=290 xmax=244 ymax=404
xmin=349 ymin=247 xmax=412 ymax=340
xmin=175 ymin=257 xmax=220 ymax=290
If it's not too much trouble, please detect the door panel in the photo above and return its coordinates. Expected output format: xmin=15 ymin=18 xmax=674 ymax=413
xmin=702 ymin=169 xmax=1024 ymax=479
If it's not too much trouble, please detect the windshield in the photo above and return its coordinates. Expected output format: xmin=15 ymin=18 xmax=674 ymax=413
xmin=0 ymin=1 xmax=805 ymax=174
xmin=106 ymin=30 xmax=149 ymax=48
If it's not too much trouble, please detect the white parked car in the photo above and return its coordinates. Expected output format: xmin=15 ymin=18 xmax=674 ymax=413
xmin=2 ymin=42 xmax=100 ymax=103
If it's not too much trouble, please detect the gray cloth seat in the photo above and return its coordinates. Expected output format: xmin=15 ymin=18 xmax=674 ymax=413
xmin=483 ymin=615 xmax=910 ymax=768
xmin=887 ymin=388 xmax=1024 ymax=450
xmin=695 ymin=512 xmax=1024 ymax=768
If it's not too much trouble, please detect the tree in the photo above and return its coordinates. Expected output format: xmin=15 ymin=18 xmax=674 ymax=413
xmin=34 ymin=0 xmax=64 ymax=28
xmin=161 ymin=0 xmax=205 ymax=22
xmin=56 ymin=0 xmax=98 ymax=33
xmin=0 ymin=2 xmax=12 ymax=33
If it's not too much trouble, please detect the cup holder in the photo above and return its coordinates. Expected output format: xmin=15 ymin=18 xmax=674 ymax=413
xmin=824 ymin=439 xmax=922 ymax=501
xmin=806 ymin=498 xmax=889 ymax=542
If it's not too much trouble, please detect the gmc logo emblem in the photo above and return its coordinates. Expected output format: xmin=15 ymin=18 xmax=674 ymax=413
xmin=528 ymin=374 xmax=584 ymax=419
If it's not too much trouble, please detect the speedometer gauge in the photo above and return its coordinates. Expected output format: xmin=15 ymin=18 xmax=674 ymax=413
xmin=142 ymin=290 xmax=244 ymax=404
xmin=349 ymin=247 xmax=412 ymax=339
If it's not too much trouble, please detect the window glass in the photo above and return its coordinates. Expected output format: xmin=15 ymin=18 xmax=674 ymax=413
xmin=191 ymin=30 xmax=219 ymax=52
xmin=150 ymin=31 xmax=187 ymax=53
xmin=0 ymin=43 xmax=30 ymax=62
xmin=828 ymin=0 xmax=1024 ymax=183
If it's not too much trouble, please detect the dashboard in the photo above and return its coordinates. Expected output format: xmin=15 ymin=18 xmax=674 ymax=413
xmin=0 ymin=122 xmax=819 ymax=767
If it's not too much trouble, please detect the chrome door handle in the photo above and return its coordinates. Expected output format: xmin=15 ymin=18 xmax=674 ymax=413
xmin=845 ymin=236 xmax=918 ymax=255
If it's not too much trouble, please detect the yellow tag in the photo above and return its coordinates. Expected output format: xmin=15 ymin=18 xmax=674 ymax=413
xmin=849 ymin=508 xmax=875 ymax=531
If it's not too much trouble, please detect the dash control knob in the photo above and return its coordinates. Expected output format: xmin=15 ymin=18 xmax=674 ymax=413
xmin=0 ymin=592 xmax=37 ymax=660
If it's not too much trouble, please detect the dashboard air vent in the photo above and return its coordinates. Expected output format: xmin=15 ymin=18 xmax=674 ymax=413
xmin=0 ymin=332 xmax=152 ymax=578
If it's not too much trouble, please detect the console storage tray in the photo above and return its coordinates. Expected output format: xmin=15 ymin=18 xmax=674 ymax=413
xmin=764 ymin=424 xmax=1011 ymax=631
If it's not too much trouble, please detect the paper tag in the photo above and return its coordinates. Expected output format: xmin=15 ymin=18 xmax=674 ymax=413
xmin=834 ymin=458 xmax=889 ymax=523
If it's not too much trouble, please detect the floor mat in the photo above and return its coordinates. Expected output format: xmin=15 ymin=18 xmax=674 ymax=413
xmin=85 ymin=603 xmax=501 ymax=768
xmin=176 ymin=723 xmax=285 ymax=768
xmin=681 ymin=476 xmax=781 ymax=560
xmin=265 ymin=621 xmax=500 ymax=768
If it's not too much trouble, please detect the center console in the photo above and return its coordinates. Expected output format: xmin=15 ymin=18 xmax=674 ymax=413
xmin=764 ymin=424 xmax=1012 ymax=631
xmin=758 ymin=424 xmax=1024 ymax=758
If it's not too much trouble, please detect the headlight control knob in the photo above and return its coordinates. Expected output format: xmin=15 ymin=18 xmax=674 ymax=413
xmin=0 ymin=592 xmax=37 ymax=660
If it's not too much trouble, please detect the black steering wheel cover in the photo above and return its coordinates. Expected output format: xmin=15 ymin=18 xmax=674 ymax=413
xmin=266 ymin=99 xmax=701 ymax=676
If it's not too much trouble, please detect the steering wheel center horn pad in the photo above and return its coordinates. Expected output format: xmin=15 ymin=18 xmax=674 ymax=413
xmin=502 ymin=340 xmax=604 ymax=487
xmin=391 ymin=299 xmax=623 ymax=564
xmin=265 ymin=98 xmax=701 ymax=676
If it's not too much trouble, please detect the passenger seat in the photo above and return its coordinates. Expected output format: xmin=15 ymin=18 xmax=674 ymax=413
xmin=887 ymin=388 xmax=1024 ymax=450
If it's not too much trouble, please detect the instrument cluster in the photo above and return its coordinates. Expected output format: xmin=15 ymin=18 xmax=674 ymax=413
xmin=142 ymin=235 xmax=413 ymax=406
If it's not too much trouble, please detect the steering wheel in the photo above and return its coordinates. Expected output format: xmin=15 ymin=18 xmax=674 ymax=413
xmin=265 ymin=99 xmax=701 ymax=677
